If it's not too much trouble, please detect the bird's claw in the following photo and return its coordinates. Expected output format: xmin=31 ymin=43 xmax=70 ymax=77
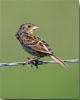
xmin=26 ymin=57 xmax=39 ymax=69
xmin=22 ymin=57 xmax=31 ymax=66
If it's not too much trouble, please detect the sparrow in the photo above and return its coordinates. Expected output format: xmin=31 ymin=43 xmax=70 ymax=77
xmin=16 ymin=23 xmax=66 ymax=68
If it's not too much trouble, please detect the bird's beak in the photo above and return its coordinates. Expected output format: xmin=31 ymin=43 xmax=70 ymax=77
xmin=32 ymin=26 xmax=39 ymax=30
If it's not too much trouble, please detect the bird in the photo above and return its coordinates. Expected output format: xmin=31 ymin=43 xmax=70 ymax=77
xmin=16 ymin=23 xmax=66 ymax=68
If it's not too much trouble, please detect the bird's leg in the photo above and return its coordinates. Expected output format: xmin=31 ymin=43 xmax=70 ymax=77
xmin=26 ymin=57 xmax=41 ymax=68
xmin=23 ymin=56 xmax=43 ymax=68
xmin=26 ymin=57 xmax=41 ymax=65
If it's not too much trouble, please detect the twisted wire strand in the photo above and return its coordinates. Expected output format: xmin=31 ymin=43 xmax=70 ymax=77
xmin=0 ymin=59 xmax=79 ymax=67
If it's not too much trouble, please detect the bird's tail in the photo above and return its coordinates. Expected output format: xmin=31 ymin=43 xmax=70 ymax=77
xmin=50 ymin=54 xmax=67 ymax=68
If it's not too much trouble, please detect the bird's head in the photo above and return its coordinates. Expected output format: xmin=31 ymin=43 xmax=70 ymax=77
xmin=21 ymin=23 xmax=38 ymax=34
xmin=16 ymin=23 xmax=38 ymax=39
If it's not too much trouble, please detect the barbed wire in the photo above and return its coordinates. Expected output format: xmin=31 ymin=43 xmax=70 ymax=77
xmin=0 ymin=59 xmax=79 ymax=67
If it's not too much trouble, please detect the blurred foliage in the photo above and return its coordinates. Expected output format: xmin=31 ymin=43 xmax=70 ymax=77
xmin=0 ymin=0 xmax=79 ymax=99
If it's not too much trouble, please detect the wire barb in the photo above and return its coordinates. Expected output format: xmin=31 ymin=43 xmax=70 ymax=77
xmin=0 ymin=59 xmax=79 ymax=67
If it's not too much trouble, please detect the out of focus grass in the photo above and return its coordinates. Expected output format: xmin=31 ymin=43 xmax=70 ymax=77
xmin=0 ymin=0 xmax=79 ymax=99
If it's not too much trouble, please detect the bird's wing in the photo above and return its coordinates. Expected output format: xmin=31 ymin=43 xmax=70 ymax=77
xmin=21 ymin=34 xmax=53 ymax=54
xmin=30 ymin=39 xmax=53 ymax=54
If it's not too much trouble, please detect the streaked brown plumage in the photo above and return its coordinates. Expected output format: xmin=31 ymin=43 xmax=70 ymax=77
xmin=16 ymin=23 xmax=66 ymax=68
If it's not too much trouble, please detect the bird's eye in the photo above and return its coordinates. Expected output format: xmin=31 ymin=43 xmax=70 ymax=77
xmin=28 ymin=25 xmax=31 ymax=28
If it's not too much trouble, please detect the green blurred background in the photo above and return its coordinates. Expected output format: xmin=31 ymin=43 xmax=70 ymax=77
xmin=0 ymin=0 xmax=79 ymax=99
